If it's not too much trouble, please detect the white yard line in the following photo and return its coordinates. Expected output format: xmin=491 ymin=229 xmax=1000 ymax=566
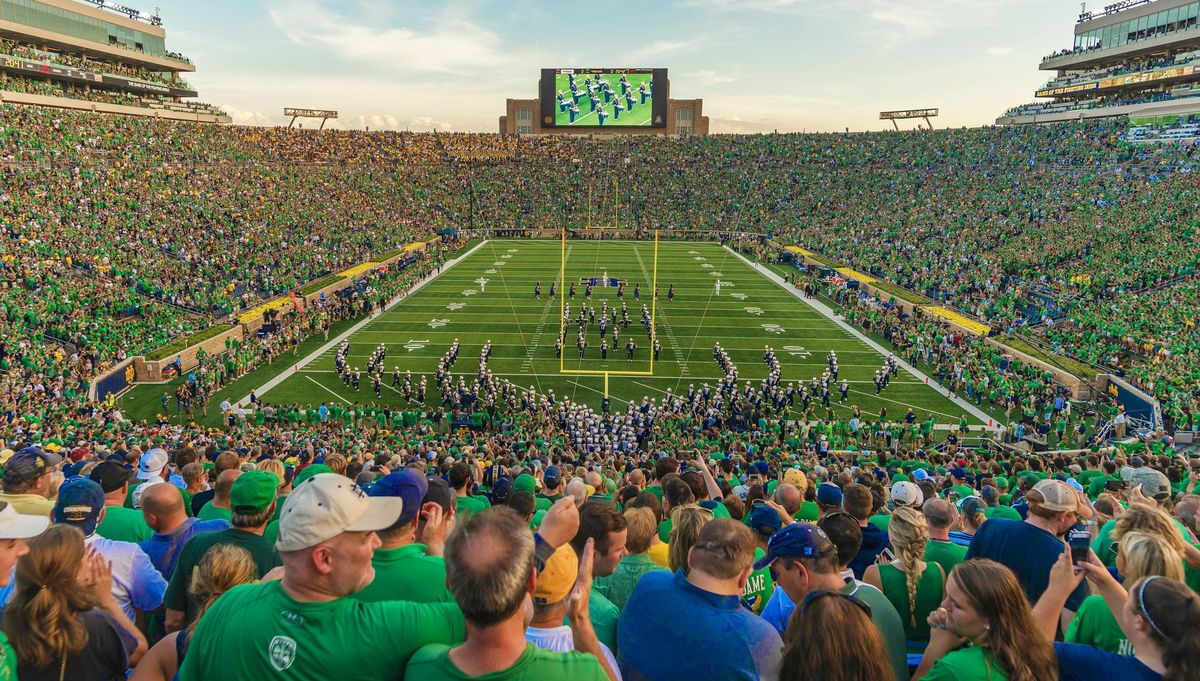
xmin=234 ymin=240 xmax=490 ymax=407
xmin=724 ymin=246 xmax=1000 ymax=430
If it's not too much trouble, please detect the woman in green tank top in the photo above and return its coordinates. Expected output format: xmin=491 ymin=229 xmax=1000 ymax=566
xmin=864 ymin=506 xmax=945 ymax=649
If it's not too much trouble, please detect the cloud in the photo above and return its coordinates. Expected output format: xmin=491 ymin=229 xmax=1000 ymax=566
xmin=986 ymin=46 xmax=1013 ymax=56
xmin=267 ymin=1 xmax=514 ymax=76
xmin=220 ymin=104 xmax=278 ymax=127
xmin=689 ymin=70 xmax=737 ymax=86
xmin=627 ymin=40 xmax=696 ymax=61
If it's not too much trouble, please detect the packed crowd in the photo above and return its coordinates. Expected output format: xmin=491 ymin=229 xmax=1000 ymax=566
xmin=0 ymin=425 xmax=1196 ymax=680
xmin=0 ymin=39 xmax=192 ymax=89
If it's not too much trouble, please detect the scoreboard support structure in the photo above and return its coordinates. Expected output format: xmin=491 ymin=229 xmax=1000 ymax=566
xmin=879 ymin=108 xmax=939 ymax=131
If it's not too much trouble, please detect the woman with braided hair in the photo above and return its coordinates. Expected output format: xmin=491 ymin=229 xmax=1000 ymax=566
xmin=864 ymin=505 xmax=945 ymax=653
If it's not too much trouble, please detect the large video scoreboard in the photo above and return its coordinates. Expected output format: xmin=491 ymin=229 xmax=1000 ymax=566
xmin=539 ymin=68 xmax=668 ymax=128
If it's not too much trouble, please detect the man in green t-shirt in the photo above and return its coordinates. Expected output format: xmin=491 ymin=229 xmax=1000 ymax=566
xmin=196 ymin=469 xmax=239 ymax=523
xmin=179 ymin=473 xmax=467 ymax=680
xmin=922 ymin=499 xmax=967 ymax=575
xmin=90 ymin=460 xmax=152 ymax=543
xmin=353 ymin=470 xmax=454 ymax=604
xmin=568 ymin=502 xmax=627 ymax=654
xmin=405 ymin=508 xmax=611 ymax=681
xmin=450 ymin=462 xmax=490 ymax=521
xmin=165 ymin=470 xmax=281 ymax=632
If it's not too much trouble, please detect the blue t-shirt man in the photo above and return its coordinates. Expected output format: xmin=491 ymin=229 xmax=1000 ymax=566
xmin=618 ymin=569 xmax=782 ymax=681
xmin=140 ymin=517 xmax=231 ymax=580
xmin=965 ymin=518 xmax=1089 ymax=610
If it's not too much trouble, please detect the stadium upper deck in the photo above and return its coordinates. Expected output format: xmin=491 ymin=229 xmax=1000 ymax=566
xmin=0 ymin=0 xmax=227 ymax=122
xmin=1000 ymin=0 xmax=1200 ymax=124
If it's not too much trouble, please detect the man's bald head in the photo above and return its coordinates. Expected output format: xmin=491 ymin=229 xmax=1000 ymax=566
xmin=773 ymin=483 xmax=802 ymax=516
xmin=214 ymin=469 xmax=242 ymax=502
xmin=923 ymin=498 xmax=957 ymax=530
xmin=585 ymin=471 xmax=603 ymax=490
xmin=141 ymin=482 xmax=187 ymax=532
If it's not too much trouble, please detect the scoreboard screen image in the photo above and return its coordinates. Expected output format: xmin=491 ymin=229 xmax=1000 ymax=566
xmin=540 ymin=68 xmax=668 ymax=128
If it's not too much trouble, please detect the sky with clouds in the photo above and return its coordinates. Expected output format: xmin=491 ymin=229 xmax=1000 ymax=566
xmin=156 ymin=0 xmax=1086 ymax=133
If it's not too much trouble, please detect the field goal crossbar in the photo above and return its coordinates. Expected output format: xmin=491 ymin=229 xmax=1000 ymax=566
xmin=558 ymin=226 xmax=660 ymax=397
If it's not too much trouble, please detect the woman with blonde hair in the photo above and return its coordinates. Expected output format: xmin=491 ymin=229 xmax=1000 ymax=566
xmin=915 ymin=558 xmax=1057 ymax=680
xmin=780 ymin=590 xmax=894 ymax=681
xmin=130 ymin=543 xmax=258 ymax=681
xmin=864 ymin=505 xmax=944 ymax=650
xmin=667 ymin=505 xmax=712 ymax=573
xmin=1066 ymin=531 xmax=1182 ymax=655
xmin=5 ymin=525 xmax=148 ymax=680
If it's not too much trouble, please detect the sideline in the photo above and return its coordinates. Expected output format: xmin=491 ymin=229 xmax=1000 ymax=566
xmin=234 ymin=240 xmax=491 ymax=407
xmin=724 ymin=246 xmax=1000 ymax=430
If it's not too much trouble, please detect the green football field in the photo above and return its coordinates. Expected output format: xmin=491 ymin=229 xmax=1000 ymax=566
xmin=554 ymin=72 xmax=654 ymax=126
xmin=251 ymin=239 xmax=977 ymax=423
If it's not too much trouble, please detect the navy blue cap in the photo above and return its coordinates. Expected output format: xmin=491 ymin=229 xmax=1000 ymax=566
xmin=53 ymin=478 xmax=105 ymax=536
xmin=491 ymin=477 xmax=514 ymax=504
xmin=949 ymin=467 xmax=967 ymax=480
xmin=544 ymin=465 xmax=562 ymax=485
xmin=747 ymin=503 xmax=783 ymax=538
xmin=816 ymin=482 xmax=843 ymax=507
xmin=369 ymin=470 xmax=428 ymax=528
xmin=753 ymin=461 xmax=770 ymax=476
xmin=5 ymin=447 xmax=62 ymax=482
xmin=754 ymin=522 xmax=836 ymax=570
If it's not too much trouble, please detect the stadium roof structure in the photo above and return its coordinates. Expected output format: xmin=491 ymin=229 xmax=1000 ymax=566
xmin=1000 ymin=0 xmax=1200 ymax=124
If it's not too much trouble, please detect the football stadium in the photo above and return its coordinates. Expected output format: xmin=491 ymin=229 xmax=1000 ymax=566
xmin=0 ymin=0 xmax=1199 ymax=679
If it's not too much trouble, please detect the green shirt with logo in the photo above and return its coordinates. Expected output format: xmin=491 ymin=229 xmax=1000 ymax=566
xmin=352 ymin=544 xmax=452 ymax=604
xmin=742 ymin=548 xmax=774 ymax=614
xmin=405 ymin=642 xmax=606 ymax=681
xmin=178 ymin=580 xmax=465 ymax=680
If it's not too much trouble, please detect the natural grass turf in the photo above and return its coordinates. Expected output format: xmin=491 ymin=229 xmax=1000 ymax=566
xmin=251 ymin=239 xmax=977 ymax=423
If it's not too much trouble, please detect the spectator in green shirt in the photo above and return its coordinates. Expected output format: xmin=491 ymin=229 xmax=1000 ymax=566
xmin=450 ymin=462 xmax=490 ymax=521
xmin=405 ymin=508 xmax=612 ymax=681
xmin=179 ymin=473 xmax=466 ymax=680
xmin=594 ymin=506 xmax=667 ymax=611
xmin=353 ymin=469 xmax=454 ymax=604
xmin=196 ymin=469 xmax=238 ymax=523
xmin=91 ymin=460 xmax=152 ymax=543
xmin=923 ymin=498 xmax=967 ymax=576
xmin=568 ymin=502 xmax=627 ymax=654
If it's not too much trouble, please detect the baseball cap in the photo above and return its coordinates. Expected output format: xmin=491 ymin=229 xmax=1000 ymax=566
xmin=1030 ymin=479 xmax=1088 ymax=516
xmin=747 ymin=503 xmax=783 ymax=538
xmin=513 ymin=473 xmax=536 ymax=494
xmin=816 ymin=482 xmax=843 ymax=507
xmin=958 ymin=495 xmax=986 ymax=517
xmin=949 ymin=467 xmax=967 ymax=481
xmin=52 ymin=478 xmax=105 ymax=536
xmin=754 ymin=522 xmax=836 ymax=570
xmin=137 ymin=448 xmax=169 ymax=480
xmin=891 ymin=481 xmax=923 ymax=508
xmin=294 ymin=463 xmax=333 ymax=488
xmin=89 ymin=460 xmax=133 ymax=494
xmin=4 ymin=448 xmax=62 ymax=482
xmin=230 ymin=470 xmax=280 ymax=515
xmin=544 ymin=465 xmax=562 ymax=486
xmin=423 ymin=478 xmax=454 ymax=512
xmin=912 ymin=468 xmax=930 ymax=482
xmin=369 ymin=470 xmax=428 ymax=528
xmin=276 ymin=473 xmax=405 ymax=552
xmin=1121 ymin=466 xmax=1171 ymax=500
xmin=782 ymin=467 xmax=808 ymax=491
xmin=533 ymin=543 xmax=578 ymax=605
xmin=0 ymin=500 xmax=48 ymax=539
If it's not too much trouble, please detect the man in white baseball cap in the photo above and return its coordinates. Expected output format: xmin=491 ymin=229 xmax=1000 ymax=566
xmin=178 ymin=473 xmax=463 ymax=679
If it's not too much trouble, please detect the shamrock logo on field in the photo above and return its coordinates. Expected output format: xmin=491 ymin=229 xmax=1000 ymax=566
xmin=694 ymin=256 xmax=706 ymax=261
xmin=688 ymin=250 xmax=698 ymax=254
xmin=429 ymin=319 xmax=449 ymax=328
xmin=761 ymin=323 xmax=784 ymax=334
xmin=744 ymin=307 xmax=764 ymax=316
xmin=447 ymin=302 xmax=465 ymax=311
xmin=501 ymin=254 xmax=512 ymax=259
xmin=507 ymin=248 xmax=519 ymax=253
xmin=494 ymin=261 xmax=505 ymax=266
xmin=730 ymin=293 xmax=748 ymax=301
xmin=462 ymin=289 xmax=478 ymax=296
xmin=701 ymin=263 xmax=714 ymax=269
